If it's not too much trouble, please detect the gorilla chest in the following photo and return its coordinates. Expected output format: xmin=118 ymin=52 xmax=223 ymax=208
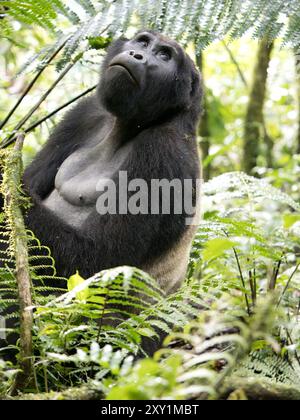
xmin=55 ymin=145 xmax=125 ymax=205
xmin=43 ymin=132 xmax=132 ymax=227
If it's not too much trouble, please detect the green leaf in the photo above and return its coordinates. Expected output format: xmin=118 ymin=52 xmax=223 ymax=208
xmin=202 ymin=238 xmax=237 ymax=262
xmin=137 ymin=327 xmax=157 ymax=338
xmin=88 ymin=36 xmax=112 ymax=50
xmin=67 ymin=271 xmax=89 ymax=302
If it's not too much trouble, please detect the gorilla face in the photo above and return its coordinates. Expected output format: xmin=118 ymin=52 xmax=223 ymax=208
xmin=99 ymin=30 xmax=199 ymax=124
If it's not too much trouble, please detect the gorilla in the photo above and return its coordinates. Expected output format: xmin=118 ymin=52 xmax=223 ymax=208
xmin=21 ymin=30 xmax=202 ymax=296
xmin=20 ymin=30 xmax=202 ymax=296
xmin=0 ymin=30 xmax=202 ymax=347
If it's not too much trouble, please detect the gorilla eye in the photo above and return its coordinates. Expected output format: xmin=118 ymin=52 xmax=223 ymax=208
xmin=136 ymin=36 xmax=149 ymax=48
xmin=159 ymin=48 xmax=172 ymax=61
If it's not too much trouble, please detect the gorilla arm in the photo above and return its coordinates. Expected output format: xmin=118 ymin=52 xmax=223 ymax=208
xmin=23 ymin=95 xmax=106 ymax=200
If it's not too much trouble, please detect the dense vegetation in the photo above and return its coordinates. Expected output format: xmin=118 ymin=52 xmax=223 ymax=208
xmin=0 ymin=0 xmax=300 ymax=400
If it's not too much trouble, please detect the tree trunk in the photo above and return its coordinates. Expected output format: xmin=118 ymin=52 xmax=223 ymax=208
xmin=243 ymin=40 xmax=274 ymax=174
xmin=196 ymin=52 xmax=211 ymax=181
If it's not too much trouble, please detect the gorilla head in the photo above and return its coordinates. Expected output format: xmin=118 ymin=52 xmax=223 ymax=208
xmin=99 ymin=30 xmax=201 ymax=126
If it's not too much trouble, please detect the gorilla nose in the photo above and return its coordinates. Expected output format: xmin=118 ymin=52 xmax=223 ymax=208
xmin=129 ymin=51 xmax=144 ymax=61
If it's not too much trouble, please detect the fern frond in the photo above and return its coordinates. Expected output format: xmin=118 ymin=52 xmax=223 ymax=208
xmin=204 ymin=172 xmax=300 ymax=212
xmin=13 ymin=0 xmax=300 ymax=77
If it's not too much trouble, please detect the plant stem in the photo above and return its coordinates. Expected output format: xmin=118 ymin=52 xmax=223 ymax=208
xmin=96 ymin=285 xmax=111 ymax=343
xmin=269 ymin=256 xmax=282 ymax=291
xmin=223 ymin=229 xmax=251 ymax=315
xmin=249 ymin=269 xmax=256 ymax=307
xmin=224 ymin=41 xmax=274 ymax=168
xmin=232 ymin=247 xmax=251 ymax=316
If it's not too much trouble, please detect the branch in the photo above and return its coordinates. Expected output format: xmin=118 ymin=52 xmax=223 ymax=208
xmin=23 ymin=84 xmax=97 ymax=135
xmin=3 ymin=134 xmax=34 ymax=393
xmin=222 ymin=41 xmax=249 ymax=88
xmin=0 ymin=54 xmax=82 ymax=149
xmin=0 ymin=37 xmax=69 ymax=131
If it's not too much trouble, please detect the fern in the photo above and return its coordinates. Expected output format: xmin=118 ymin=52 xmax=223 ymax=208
xmin=105 ymin=294 xmax=284 ymax=400
xmin=0 ymin=359 xmax=18 ymax=393
xmin=0 ymin=0 xmax=95 ymax=32
xmin=234 ymin=348 xmax=300 ymax=386
xmin=30 ymin=267 xmax=206 ymax=390
xmin=6 ymin=0 xmax=299 ymax=76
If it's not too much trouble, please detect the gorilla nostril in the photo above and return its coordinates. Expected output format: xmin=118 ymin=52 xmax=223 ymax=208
xmin=128 ymin=51 xmax=144 ymax=61
xmin=133 ymin=53 xmax=144 ymax=60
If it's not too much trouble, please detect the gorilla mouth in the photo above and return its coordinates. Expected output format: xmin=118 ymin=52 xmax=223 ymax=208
xmin=109 ymin=63 xmax=138 ymax=85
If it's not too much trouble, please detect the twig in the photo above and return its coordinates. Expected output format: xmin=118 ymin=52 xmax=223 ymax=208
xmin=0 ymin=38 xmax=69 ymax=131
xmin=0 ymin=54 xmax=82 ymax=149
xmin=0 ymin=23 xmax=111 ymax=149
xmin=3 ymin=134 xmax=34 ymax=393
xmin=222 ymin=41 xmax=248 ymax=88
xmin=23 ymin=84 xmax=97 ymax=134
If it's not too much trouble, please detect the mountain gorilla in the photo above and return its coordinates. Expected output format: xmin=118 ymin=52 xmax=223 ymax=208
xmin=22 ymin=30 xmax=202 ymax=296
xmin=8 ymin=31 xmax=204 ymax=353
xmin=23 ymin=30 xmax=203 ymax=295
xmin=0 ymin=31 xmax=202 ymax=358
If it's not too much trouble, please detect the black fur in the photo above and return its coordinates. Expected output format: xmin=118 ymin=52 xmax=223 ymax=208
xmin=22 ymin=30 xmax=202 ymax=281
